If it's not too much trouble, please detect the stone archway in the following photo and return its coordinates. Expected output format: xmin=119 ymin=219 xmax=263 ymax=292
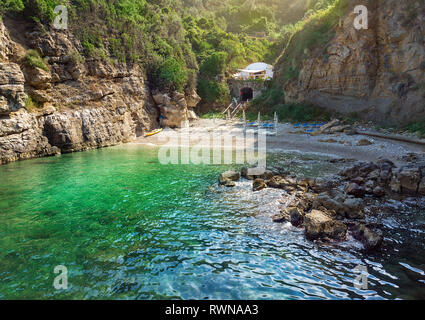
xmin=240 ymin=87 xmax=253 ymax=101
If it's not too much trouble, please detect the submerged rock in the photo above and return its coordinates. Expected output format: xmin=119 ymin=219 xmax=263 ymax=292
xmin=241 ymin=167 xmax=254 ymax=180
xmin=272 ymin=210 xmax=290 ymax=223
xmin=289 ymin=207 xmax=304 ymax=227
xmin=351 ymin=223 xmax=383 ymax=251
xmin=253 ymin=178 xmax=267 ymax=192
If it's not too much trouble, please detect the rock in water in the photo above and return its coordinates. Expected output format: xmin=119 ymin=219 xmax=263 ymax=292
xmin=304 ymin=210 xmax=347 ymax=241
xmin=224 ymin=180 xmax=236 ymax=188
xmin=253 ymin=178 xmax=267 ymax=191
xmin=343 ymin=198 xmax=365 ymax=219
xmin=219 ymin=170 xmax=240 ymax=185
xmin=351 ymin=223 xmax=383 ymax=251
xmin=241 ymin=167 xmax=255 ymax=180
xmin=289 ymin=207 xmax=304 ymax=227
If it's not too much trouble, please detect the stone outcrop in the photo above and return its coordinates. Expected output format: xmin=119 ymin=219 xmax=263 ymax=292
xmin=0 ymin=62 xmax=27 ymax=114
xmin=219 ymin=170 xmax=240 ymax=186
xmin=351 ymin=223 xmax=383 ymax=251
xmin=0 ymin=109 xmax=60 ymax=164
xmin=152 ymin=89 xmax=200 ymax=128
xmin=236 ymin=154 xmax=425 ymax=251
xmin=0 ymin=18 xmax=200 ymax=165
xmin=277 ymin=0 xmax=425 ymax=126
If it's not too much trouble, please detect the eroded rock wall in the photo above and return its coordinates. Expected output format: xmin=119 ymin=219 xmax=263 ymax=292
xmin=0 ymin=18 xmax=199 ymax=165
xmin=278 ymin=0 xmax=425 ymax=125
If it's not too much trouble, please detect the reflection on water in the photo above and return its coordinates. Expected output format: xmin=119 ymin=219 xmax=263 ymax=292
xmin=0 ymin=145 xmax=424 ymax=299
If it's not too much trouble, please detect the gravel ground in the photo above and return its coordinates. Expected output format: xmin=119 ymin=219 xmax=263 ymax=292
xmin=134 ymin=119 xmax=425 ymax=165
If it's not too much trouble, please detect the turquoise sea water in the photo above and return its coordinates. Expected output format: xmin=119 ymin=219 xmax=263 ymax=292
xmin=0 ymin=145 xmax=424 ymax=299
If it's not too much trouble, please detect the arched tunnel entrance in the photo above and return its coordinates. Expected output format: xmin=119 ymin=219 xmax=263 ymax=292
xmin=240 ymin=87 xmax=253 ymax=101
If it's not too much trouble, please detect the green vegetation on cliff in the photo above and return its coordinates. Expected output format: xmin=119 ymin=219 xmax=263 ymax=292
xmin=249 ymin=0 xmax=349 ymax=120
xmin=2 ymin=0 xmax=345 ymax=107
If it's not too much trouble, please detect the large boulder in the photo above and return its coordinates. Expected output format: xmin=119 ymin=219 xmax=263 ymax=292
xmin=24 ymin=66 xmax=52 ymax=89
xmin=185 ymin=89 xmax=201 ymax=108
xmin=340 ymin=162 xmax=379 ymax=180
xmin=304 ymin=210 xmax=347 ymax=241
xmin=153 ymin=90 xmax=200 ymax=128
xmin=316 ymin=193 xmax=345 ymax=214
xmin=289 ymin=207 xmax=304 ymax=227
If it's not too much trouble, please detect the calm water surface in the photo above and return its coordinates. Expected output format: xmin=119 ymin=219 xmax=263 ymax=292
xmin=0 ymin=145 xmax=424 ymax=299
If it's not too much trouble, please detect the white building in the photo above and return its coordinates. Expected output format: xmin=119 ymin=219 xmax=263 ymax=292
xmin=233 ymin=62 xmax=274 ymax=81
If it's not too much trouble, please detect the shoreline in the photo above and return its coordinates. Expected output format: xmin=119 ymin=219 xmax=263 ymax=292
xmin=135 ymin=119 xmax=425 ymax=166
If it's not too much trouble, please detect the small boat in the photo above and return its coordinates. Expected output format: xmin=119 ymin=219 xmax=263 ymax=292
xmin=145 ymin=128 xmax=163 ymax=137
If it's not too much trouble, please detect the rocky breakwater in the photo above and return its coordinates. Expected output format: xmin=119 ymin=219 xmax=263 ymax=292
xmin=0 ymin=19 xmax=200 ymax=164
xmin=218 ymin=153 xmax=425 ymax=251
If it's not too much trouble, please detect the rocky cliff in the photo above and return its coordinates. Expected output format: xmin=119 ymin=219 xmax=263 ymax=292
xmin=0 ymin=18 xmax=200 ymax=165
xmin=276 ymin=0 xmax=425 ymax=125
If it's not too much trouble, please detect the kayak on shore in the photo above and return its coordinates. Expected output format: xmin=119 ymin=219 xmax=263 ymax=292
xmin=145 ymin=128 xmax=163 ymax=137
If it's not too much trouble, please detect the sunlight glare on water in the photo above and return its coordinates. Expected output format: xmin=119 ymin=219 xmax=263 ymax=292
xmin=0 ymin=145 xmax=424 ymax=299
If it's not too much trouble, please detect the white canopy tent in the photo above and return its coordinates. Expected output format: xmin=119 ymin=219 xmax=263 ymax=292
xmin=233 ymin=62 xmax=274 ymax=80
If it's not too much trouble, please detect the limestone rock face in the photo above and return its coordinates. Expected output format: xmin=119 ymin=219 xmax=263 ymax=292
xmin=0 ymin=20 xmax=14 ymax=61
xmin=0 ymin=109 xmax=59 ymax=164
xmin=0 ymin=19 xmax=163 ymax=164
xmin=186 ymin=89 xmax=201 ymax=108
xmin=153 ymin=90 xmax=200 ymax=128
xmin=0 ymin=63 xmax=27 ymax=114
xmin=43 ymin=107 xmax=136 ymax=152
xmin=278 ymin=0 xmax=425 ymax=126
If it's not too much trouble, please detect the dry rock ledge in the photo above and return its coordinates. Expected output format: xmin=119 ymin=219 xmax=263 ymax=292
xmin=218 ymin=153 xmax=425 ymax=251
